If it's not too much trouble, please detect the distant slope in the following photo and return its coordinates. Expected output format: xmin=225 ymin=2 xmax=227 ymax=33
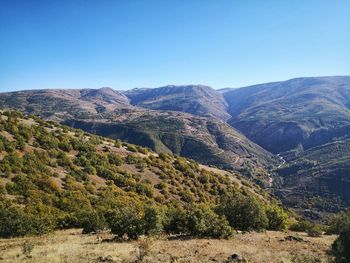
xmin=0 ymin=87 xmax=131 ymax=120
xmin=64 ymin=109 xmax=275 ymax=170
xmin=275 ymin=138 xmax=350 ymax=219
xmin=223 ymin=76 xmax=350 ymax=153
xmin=124 ymin=85 xmax=231 ymax=121
xmin=0 ymin=88 xmax=273 ymax=171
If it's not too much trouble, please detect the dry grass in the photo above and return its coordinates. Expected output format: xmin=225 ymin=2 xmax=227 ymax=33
xmin=0 ymin=229 xmax=336 ymax=263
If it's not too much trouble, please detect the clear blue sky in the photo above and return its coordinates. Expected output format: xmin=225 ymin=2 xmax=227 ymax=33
xmin=1 ymin=0 xmax=349 ymax=92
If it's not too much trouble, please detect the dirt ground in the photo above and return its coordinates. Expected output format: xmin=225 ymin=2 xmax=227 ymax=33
xmin=0 ymin=229 xmax=336 ymax=263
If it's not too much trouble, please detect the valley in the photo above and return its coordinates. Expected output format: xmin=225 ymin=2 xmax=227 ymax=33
xmin=1 ymin=76 xmax=350 ymax=219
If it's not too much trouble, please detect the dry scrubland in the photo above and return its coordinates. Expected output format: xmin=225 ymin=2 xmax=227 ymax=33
xmin=0 ymin=229 xmax=336 ymax=263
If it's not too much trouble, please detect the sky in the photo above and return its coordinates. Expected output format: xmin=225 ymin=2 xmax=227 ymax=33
xmin=0 ymin=0 xmax=349 ymax=92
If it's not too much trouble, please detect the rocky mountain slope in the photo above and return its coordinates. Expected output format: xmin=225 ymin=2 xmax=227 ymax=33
xmin=65 ymin=109 xmax=274 ymax=170
xmin=0 ymin=87 xmax=131 ymax=120
xmin=222 ymin=76 xmax=350 ymax=153
xmin=124 ymin=85 xmax=230 ymax=121
xmin=2 ymin=76 xmax=350 ymax=218
xmin=221 ymin=76 xmax=350 ymax=217
xmin=0 ymin=88 xmax=274 ymax=171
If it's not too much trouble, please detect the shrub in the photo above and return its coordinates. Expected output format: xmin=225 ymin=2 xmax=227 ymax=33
xmin=186 ymin=204 xmax=233 ymax=238
xmin=0 ymin=202 xmax=55 ymax=237
xmin=143 ymin=205 xmax=165 ymax=236
xmin=218 ymin=191 xmax=268 ymax=231
xmin=289 ymin=220 xmax=313 ymax=232
xmin=127 ymin=145 xmax=138 ymax=152
xmin=306 ymin=224 xmax=323 ymax=237
xmin=22 ymin=241 xmax=34 ymax=258
xmin=327 ymin=212 xmax=350 ymax=234
xmin=81 ymin=211 xmax=107 ymax=234
xmin=106 ymin=201 xmax=146 ymax=239
xmin=163 ymin=205 xmax=188 ymax=234
xmin=332 ymin=225 xmax=350 ymax=263
xmin=136 ymin=182 xmax=154 ymax=198
xmin=266 ymin=205 xmax=288 ymax=230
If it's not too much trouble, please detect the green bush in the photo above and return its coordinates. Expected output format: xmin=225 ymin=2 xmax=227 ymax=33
xmin=0 ymin=202 xmax=56 ymax=238
xmin=186 ymin=204 xmax=233 ymax=238
xmin=266 ymin=205 xmax=288 ymax=230
xmin=218 ymin=191 xmax=268 ymax=231
xmin=332 ymin=225 xmax=350 ymax=263
xmin=106 ymin=201 xmax=146 ymax=239
xmin=327 ymin=212 xmax=350 ymax=234
xmin=81 ymin=211 xmax=107 ymax=234
xmin=306 ymin=224 xmax=323 ymax=237
xmin=163 ymin=205 xmax=187 ymax=234
xmin=143 ymin=205 xmax=165 ymax=236
xmin=289 ymin=220 xmax=313 ymax=232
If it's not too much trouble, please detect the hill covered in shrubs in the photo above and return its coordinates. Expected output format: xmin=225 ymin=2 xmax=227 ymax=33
xmin=0 ymin=110 xmax=289 ymax=239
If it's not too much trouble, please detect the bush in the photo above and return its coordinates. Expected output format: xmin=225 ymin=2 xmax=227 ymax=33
xmin=218 ymin=191 xmax=268 ymax=231
xmin=81 ymin=211 xmax=107 ymax=234
xmin=306 ymin=224 xmax=323 ymax=237
xmin=289 ymin=220 xmax=313 ymax=232
xmin=266 ymin=205 xmax=288 ymax=230
xmin=106 ymin=200 xmax=146 ymax=239
xmin=0 ymin=202 xmax=55 ymax=237
xmin=186 ymin=204 xmax=233 ymax=238
xmin=143 ymin=205 xmax=165 ymax=236
xmin=163 ymin=205 xmax=187 ymax=234
xmin=289 ymin=220 xmax=323 ymax=237
xmin=332 ymin=225 xmax=350 ymax=263
xmin=327 ymin=212 xmax=350 ymax=234
xmin=127 ymin=145 xmax=138 ymax=152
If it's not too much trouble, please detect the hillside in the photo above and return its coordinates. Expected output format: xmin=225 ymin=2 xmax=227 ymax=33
xmin=221 ymin=76 xmax=350 ymax=217
xmin=0 ymin=88 xmax=274 ymax=172
xmin=0 ymin=110 xmax=288 ymax=239
xmin=223 ymin=76 xmax=350 ymax=153
xmin=0 ymin=88 xmax=131 ymax=121
xmin=274 ymin=138 xmax=350 ymax=219
xmin=3 ymin=76 xmax=350 ymax=218
xmin=64 ymin=109 xmax=275 ymax=171
xmin=124 ymin=85 xmax=230 ymax=121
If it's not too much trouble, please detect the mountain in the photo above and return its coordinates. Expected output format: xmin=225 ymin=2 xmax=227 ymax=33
xmin=0 ymin=88 xmax=274 ymax=172
xmin=64 ymin=109 xmax=275 ymax=171
xmin=4 ymin=76 xmax=350 ymax=218
xmin=124 ymin=85 xmax=231 ymax=121
xmin=222 ymin=76 xmax=350 ymax=218
xmin=223 ymin=76 xmax=350 ymax=153
xmin=0 ymin=88 xmax=131 ymax=120
xmin=0 ymin=110 xmax=287 ymax=238
xmin=274 ymin=138 xmax=350 ymax=220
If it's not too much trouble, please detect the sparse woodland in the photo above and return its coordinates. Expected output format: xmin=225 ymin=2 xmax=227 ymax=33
xmin=1 ymin=110 xmax=350 ymax=262
xmin=0 ymin=110 xmax=288 ymax=240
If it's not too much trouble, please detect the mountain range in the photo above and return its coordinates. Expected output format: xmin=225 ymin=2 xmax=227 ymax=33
xmin=1 ymin=75 xmax=350 ymax=219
